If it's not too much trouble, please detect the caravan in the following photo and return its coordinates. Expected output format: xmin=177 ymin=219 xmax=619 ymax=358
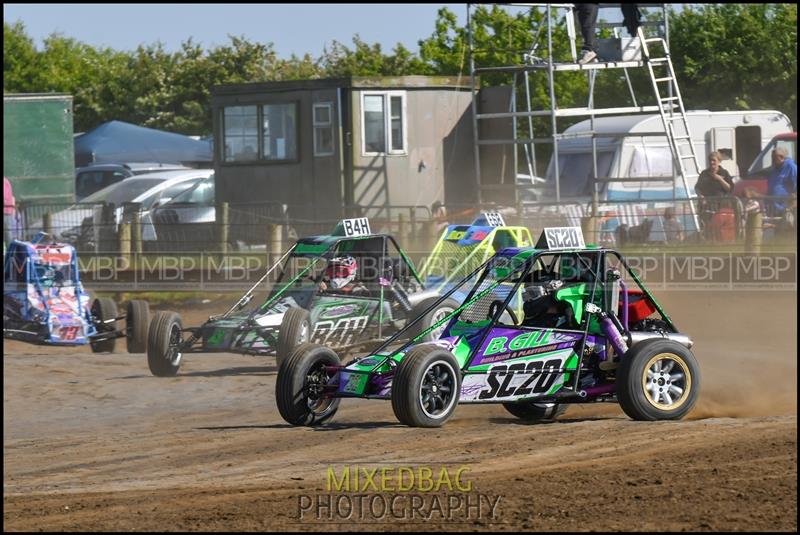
xmin=529 ymin=110 xmax=793 ymax=241
xmin=544 ymin=110 xmax=792 ymax=201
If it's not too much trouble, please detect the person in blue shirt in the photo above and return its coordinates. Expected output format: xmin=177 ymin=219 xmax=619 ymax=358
xmin=767 ymin=146 xmax=797 ymax=215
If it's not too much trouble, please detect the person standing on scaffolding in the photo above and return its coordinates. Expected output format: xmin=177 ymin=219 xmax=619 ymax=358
xmin=576 ymin=4 xmax=641 ymax=65
xmin=576 ymin=4 xmax=600 ymax=64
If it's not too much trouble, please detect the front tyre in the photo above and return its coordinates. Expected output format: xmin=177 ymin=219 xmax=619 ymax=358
xmin=276 ymin=343 xmax=341 ymax=426
xmin=90 ymin=297 xmax=118 ymax=353
xmin=276 ymin=307 xmax=311 ymax=367
xmin=618 ymin=339 xmax=700 ymax=421
xmin=147 ymin=311 xmax=184 ymax=377
xmin=503 ymin=401 xmax=566 ymax=421
xmin=391 ymin=345 xmax=461 ymax=427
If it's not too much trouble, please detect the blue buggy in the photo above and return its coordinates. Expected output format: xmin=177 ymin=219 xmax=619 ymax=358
xmin=3 ymin=234 xmax=150 ymax=352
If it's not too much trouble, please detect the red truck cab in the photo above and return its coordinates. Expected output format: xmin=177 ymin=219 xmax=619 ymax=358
xmin=733 ymin=132 xmax=797 ymax=196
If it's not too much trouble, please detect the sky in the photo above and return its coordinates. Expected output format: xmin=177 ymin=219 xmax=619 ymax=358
xmin=2 ymin=3 xmax=652 ymax=58
xmin=3 ymin=3 xmax=469 ymax=58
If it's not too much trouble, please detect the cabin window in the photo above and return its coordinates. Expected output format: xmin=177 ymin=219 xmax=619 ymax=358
xmin=222 ymin=103 xmax=298 ymax=163
xmin=262 ymin=103 xmax=298 ymax=161
xmin=313 ymin=102 xmax=335 ymax=156
xmin=223 ymin=106 xmax=259 ymax=162
xmin=361 ymin=91 xmax=407 ymax=156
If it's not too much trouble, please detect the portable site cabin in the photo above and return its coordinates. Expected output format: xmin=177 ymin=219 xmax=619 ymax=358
xmin=210 ymin=76 xmax=477 ymax=225
xmin=541 ymin=110 xmax=794 ymax=202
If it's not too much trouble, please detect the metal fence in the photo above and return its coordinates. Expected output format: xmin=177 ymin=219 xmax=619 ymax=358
xmin=6 ymin=194 xmax=795 ymax=256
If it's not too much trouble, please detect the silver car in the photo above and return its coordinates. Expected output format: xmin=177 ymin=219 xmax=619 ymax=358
xmin=30 ymin=170 xmax=214 ymax=248
xmin=75 ymin=162 xmax=191 ymax=201
xmin=147 ymin=175 xmax=217 ymax=249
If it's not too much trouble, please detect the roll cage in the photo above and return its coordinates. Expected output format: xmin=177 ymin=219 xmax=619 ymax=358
xmin=361 ymin=246 xmax=676 ymax=391
xmin=219 ymin=234 xmax=423 ymax=321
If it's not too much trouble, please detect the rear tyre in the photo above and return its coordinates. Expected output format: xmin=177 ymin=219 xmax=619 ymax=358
xmin=502 ymin=401 xmax=566 ymax=421
xmin=147 ymin=311 xmax=184 ymax=377
xmin=276 ymin=307 xmax=311 ymax=367
xmin=391 ymin=344 xmax=461 ymax=427
xmin=276 ymin=343 xmax=341 ymax=426
xmin=126 ymin=300 xmax=150 ymax=354
xmin=410 ymin=297 xmax=460 ymax=342
xmin=618 ymin=339 xmax=700 ymax=421
xmin=90 ymin=297 xmax=118 ymax=353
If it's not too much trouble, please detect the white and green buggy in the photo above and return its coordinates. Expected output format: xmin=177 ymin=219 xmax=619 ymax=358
xmin=145 ymin=219 xmax=459 ymax=376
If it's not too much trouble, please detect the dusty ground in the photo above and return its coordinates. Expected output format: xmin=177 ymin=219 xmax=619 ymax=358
xmin=3 ymin=290 xmax=797 ymax=531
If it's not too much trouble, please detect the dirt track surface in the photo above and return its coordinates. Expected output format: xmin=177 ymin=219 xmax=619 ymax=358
xmin=4 ymin=290 xmax=797 ymax=531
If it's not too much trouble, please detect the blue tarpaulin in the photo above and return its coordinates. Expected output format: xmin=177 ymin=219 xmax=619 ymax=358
xmin=74 ymin=120 xmax=212 ymax=167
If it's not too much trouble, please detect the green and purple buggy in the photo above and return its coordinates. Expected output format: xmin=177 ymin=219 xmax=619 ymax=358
xmin=276 ymin=227 xmax=700 ymax=427
xmin=3 ymin=234 xmax=150 ymax=352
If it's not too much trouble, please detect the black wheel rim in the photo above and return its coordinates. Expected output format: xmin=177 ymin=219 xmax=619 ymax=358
xmin=304 ymin=361 xmax=335 ymax=414
xmin=166 ymin=323 xmax=182 ymax=366
xmin=419 ymin=361 xmax=457 ymax=419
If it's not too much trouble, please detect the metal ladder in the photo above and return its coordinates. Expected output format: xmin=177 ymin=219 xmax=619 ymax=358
xmin=638 ymin=26 xmax=701 ymax=231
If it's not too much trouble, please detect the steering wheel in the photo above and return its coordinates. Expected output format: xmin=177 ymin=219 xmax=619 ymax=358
xmin=488 ymin=300 xmax=519 ymax=325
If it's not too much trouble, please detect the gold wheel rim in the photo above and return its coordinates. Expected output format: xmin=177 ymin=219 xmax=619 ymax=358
xmin=642 ymin=353 xmax=691 ymax=410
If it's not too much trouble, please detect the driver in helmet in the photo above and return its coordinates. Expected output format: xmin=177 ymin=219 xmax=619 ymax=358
xmin=521 ymin=279 xmax=575 ymax=328
xmin=319 ymin=256 xmax=369 ymax=296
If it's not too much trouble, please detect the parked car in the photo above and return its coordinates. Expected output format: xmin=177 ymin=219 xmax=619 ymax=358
xmin=29 ymin=170 xmax=214 ymax=247
xmin=147 ymin=174 xmax=216 ymax=246
xmin=75 ymin=163 xmax=191 ymax=201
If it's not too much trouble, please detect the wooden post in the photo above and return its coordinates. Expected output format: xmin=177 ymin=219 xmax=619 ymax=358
xmin=131 ymin=211 xmax=142 ymax=255
xmin=425 ymin=219 xmax=439 ymax=253
xmin=100 ymin=203 xmax=116 ymax=253
xmin=410 ymin=208 xmax=418 ymax=243
xmin=744 ymin=211 xmax=763 ymax=254
xmin=42 ymin=212 xmax=52 ymax=235
xmin=217 ymin=202 xmax=229 ymax=255
xmin=118 ymin=221 xmax=131 ymax=264
xmin=581 ymin=216 xmax=598 ymax=245
xmin=268 ymin=223 xmax=283 ymax=258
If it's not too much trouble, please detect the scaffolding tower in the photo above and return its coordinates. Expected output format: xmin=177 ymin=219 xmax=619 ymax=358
xmin=468 ymin=3 xmax=701 ymax=229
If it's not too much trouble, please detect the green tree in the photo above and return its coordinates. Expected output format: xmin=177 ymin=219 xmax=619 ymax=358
xmin=320 ymin=35 xmax=428 ymax=77
xmin=669 ymin=3 xmax=797 ymax=127
xmin=5 ymin=5 xmax=796 ymax=139
xmin=3 ymin=21 xmax=41 ymax=92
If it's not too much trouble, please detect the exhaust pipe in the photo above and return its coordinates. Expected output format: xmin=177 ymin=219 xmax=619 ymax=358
xmin=629 ymin=331 xmax=693 ymax=349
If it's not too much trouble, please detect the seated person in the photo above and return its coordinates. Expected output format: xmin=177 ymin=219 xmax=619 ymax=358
xmin=318 ymin=256 xmax=369 ymax=296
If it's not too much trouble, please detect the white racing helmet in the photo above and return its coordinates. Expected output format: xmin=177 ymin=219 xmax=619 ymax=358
xmin=325 ymin=256 xmax=358 ymax=289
